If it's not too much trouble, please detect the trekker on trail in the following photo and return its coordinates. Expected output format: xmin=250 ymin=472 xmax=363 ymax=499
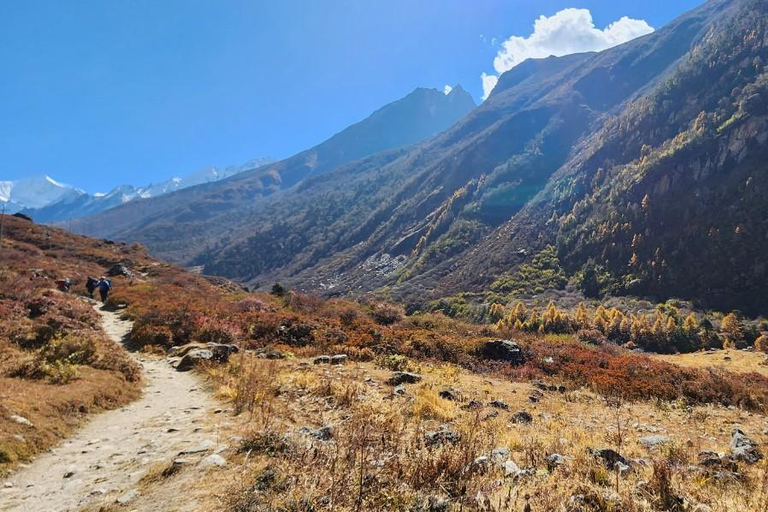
xmin=97 ymin=276 xmax=112 ymax=303
xmin=86 ymin=276 xmax=98 ymax=298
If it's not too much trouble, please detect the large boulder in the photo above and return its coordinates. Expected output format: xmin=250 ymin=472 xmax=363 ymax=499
xmin=170 ymin=342 xmax=238 ymax=364
xmin=730 ymin=428 xmax=762 ymax=464
xmin=480 ymin=340 xmax=525 ymax=365
xmin=106 ymin=263 xmax=133 ymax=278
xmin=176 ymin=349 xmax=214 ymax=371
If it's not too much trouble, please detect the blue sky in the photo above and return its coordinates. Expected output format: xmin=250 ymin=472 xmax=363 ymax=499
xmin=1 ymin=0 xmax=703 ymax=193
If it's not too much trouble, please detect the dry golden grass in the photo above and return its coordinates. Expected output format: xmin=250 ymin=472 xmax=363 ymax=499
xmin=201 ymin=355 xmax=768 ymax=511
xmin=653 ymin=349 xmax=768 ymax=377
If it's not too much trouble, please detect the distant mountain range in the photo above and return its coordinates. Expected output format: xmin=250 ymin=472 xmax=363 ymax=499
xmin=68 ymin=85 xmax=477 ymax=260
xmin=68 ymin=0 xmax=768 ymax=316
xmin=0 ymin=157 xmax=275 ymax=222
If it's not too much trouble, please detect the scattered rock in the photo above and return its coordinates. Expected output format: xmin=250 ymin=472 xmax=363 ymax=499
xmin=388 ymin=371 xmax=422 ymax=386
xmin=176 ymin=349 xmax=214 ymax=371
xmin=313 ymin=356 xmax=331 ymax=365
xmin=503 ymin=460 xmax=521 ymax=477
xmin=528 ymin=395 xmax=540 ymax=403
xmin=511 ymin=411 xmax=533 ymax=424
xmin=12 ymin=435 xmax=26 ymax=443
xmin=107 ymin=263 xmax=133 ymax=278
xmin=420 ymin=496 xmax=451 ymax=512
xmin=425 ymin=427 xmax=460 ymax=447
xmin=206 ymin=343 xmax=239 ymax=361
xmin=638 ymin=435 xmax=672 ymax=449
xmin=546 ymin=453 xmax=566 ymax=472
xmin=63 ymin=471 xmax=75 ymax=479
xmin=730 ymin=428 xmax=762 ymax=464
xmin=468 ymin=455 xmax=489 ymax=474
xmin=590 ymin=448 xmax=630 ymax=471
xmin=480 ymin=340 xmax=525 ymax=365
xmin=300 ymin=425 xmax=334 ymax=441
xmin=393 ymin=385 xmax=407 ymax=395
xmin=116 ymin=489 xmax=139 ymax=505
xmin=330 ymin=354 xmax=348 ymax=365
xmin=256 ymin=347 xmax=286 ymax=359
xmin=10 ymin=415 xmax=32 ymax=427
xmin=200 ymin=454 xmax=227 ymax=468
xmin=438 ymin=388 xmax=461 ymax=401
xmin=3 ymin=482 xmax=13 ymax=489
xmin=488 ymin=400 xmax=509 ymax=410
xmin=503 ymin=460 xmax=535 ymax=480
xmin=490 ymin=448 xmax=510 ymax=465
xmin=178 ymin=440 xmax=215 ymax=455
xmin=463 ymin=400 xmax=483 ymax=410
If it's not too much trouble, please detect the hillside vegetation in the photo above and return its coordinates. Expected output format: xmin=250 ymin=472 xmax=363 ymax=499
xmin=65 ymin=0 xmax=768 ymax=321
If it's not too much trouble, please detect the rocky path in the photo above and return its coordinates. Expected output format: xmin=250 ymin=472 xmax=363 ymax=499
xmin=1 ymin=306 xmax=229 ymax=512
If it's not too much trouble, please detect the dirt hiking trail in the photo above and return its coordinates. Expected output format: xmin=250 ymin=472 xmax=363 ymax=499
xmin=1 ymin=306 xmax=232 ymax=512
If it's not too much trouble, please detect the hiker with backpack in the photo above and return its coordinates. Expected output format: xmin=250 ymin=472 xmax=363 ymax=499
xmin=97 ymin=276 xmax=112 ymax=302
xmin=86 ymin=276 xmax=98 ymax=298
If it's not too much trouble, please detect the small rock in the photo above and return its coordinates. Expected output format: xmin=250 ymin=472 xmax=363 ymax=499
xmin=313 ymin=356 xmax=331 ymax=365
xmin=116 ymin=489 xmax=139 ymax=505
xmin=468 ymin=456 xmax=489 ymax=473
xmin=590 ymin=448 xmax=630 ymax=471
xmin=388 ymin=371 xmax=422 ymax=386
xmin=511 ymin=411 xmax=533 ymax=424
xmin=393 ymin=385 xmax=406 ymax=395
xmin=200 ymin=454 xmax=227 ymax=468
xmin=488 ymin=400 xmax=509 ymax=410
xmin=503 ymin=460 xmax=521 ymax=477
xmin=463 ymin=400 xmax=483 ymax=410
xmin=3 ymin=482 xmax=13 ymax=489
xmin=730 ymin=428 xmax=762 ymax=464
xmin=546 ymin=453 xmax=566 ymax=471
xmin=330 ymin=354 xmax=348 ymax=365
xmin=528 ymin=395 xmax=539 ymax=403
xmin=63 ymin=471 xmax=75 ymax=479
xmin=12 ymin=435 xmax=25 ymax=443
xmin=438 ymin=388 xmax=461 ymax=401
xmin=490 ymin=448 xmax=509 ymax=465
xmin=425 ymin=428 xmax=460 ymax=447
xmin=9 ymin=415 xmax=32 ymax=427
xmin=638 ymin=435 xmax=672 ymax=448
xmin=299 ymin=425 xmax=334 ymax=441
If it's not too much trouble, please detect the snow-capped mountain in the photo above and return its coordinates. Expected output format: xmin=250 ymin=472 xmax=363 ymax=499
xmin=0 ymin=176 xmax=83 ymax=213
xmin=2 ymin=157 xmax=274 ymax=222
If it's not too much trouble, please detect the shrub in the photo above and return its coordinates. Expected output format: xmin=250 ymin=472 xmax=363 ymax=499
xmin=368 ymin=302 xmax=404 ymax=326
xmin=755 ymin=334 xmax=768 ymax=353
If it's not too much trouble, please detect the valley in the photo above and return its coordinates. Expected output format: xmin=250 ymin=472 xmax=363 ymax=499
xmin=3 ymin=0 xmax=768 ymax=510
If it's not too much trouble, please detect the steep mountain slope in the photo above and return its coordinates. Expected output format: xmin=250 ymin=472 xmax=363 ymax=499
xmin=19 ymin=157 xmax=275 ymax=223
xmin=435 ymin=0 xmax=768 ymax=315
xmin=75 ymin=0 xmax=768 ymax=316
xmin=69 ymin=86 xmax=476 ymax=257
xmin=186 ymin=0 xmax=739 ymax=295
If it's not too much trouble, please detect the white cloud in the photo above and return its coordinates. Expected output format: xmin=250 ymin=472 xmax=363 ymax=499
xmin=443 ymin=84 xmax=453 ymax=95
xmin=481 ymin=8 xmax=653 ymax=99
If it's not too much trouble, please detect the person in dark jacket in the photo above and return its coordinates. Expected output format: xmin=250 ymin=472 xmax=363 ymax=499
xmin=86 ymin=276 xmax=98 ymax=298
xmin=97 ymin=276 xmax=112 ymax=302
